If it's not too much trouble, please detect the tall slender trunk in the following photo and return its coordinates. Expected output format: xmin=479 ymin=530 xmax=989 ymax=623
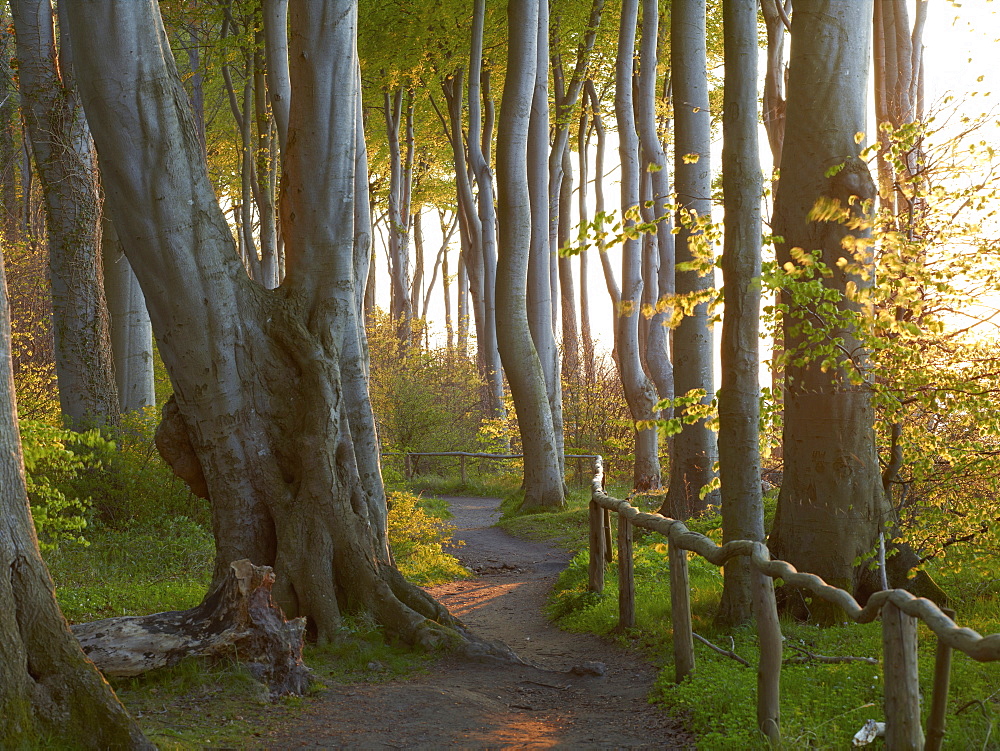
xmin=585 ymin=80 xmax=621 ymax=346
xmin=664 ymin=0 xmax=719 ymax=517
xmin=102 ymin=217 xmax=155 ymax=413
xmin=383 ymin=87 xmax=414 ymax=344
xmin=578 ymin=102 xmax=595 ymax=383
xmin=13 ymin=0 xmax=119 ymax=427
xmin=527 ymin=0 xmax=565 ymax=477
xmin=614 ymin=0 xmax=660 ymax=490
xmin=468 ymin=0 xmax=506 ymax=421
xmin=496 ymin=0 xmax=565 ymax=510
xmin=715 ymin=0 xmax=765 ymax=628
xmin=635 ymin=0 xmax=674 ymax=412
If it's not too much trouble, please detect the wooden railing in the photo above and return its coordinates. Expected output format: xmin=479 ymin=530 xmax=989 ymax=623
xmin=586 ymin=456 xmax=1000 ymax=749
xmin=382 ymin=451 xmax=601 ymax=487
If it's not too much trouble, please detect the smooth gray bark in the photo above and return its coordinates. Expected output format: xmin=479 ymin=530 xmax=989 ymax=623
xmin=635 ymin=0 xmax=674 ymax=411
xmin=614 ymin=0 xmax=660 ymax=489
xmin=101 ymin=218 xmax=155 ymax=413
xmin=13 ymin=0 xmax=119 ymax=427
xmin=526 ymin=0 xmax=565 ymax=478
xmin=767 ymin=0 xmax=889 ymax=617
xmin=715 ymin=0 xmax=765 ymax=629
xmin=468 ymin=0 xmax=505 ymax=420
xmin=664 ymin=0 xmax=719 ymax=517
xmin=0 ymin=244 xmax=149 ymax=747
xmin=65 ymin=0 xmax=466 ymax=647
xmin=262 ymin=0 xmax=290 ymax=160
xmin=383 ymin=87 xmax=414 ymax=343
xmin=496 ymin=0 xmax=565 ymax=510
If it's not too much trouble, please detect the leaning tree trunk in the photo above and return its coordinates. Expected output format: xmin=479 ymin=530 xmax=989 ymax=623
xmin=766 ymin=0 xmax=890 ymax=620
xmin=715 ymin=0 xmax=765 ymax=629
xmin=0 ymin=240 xmax=149 ymax=748
xmin=496 ymin=0 xmax=565 ymax=511
xmin=64 ymin=0 xmax=479 ymax=649
xmin=13 ymin=0 xmax=119 ymax=427
xmin=663 ymin=0 xmax=719 ymax=518
xmin=614 ymin=0 xmax=660 ymax=490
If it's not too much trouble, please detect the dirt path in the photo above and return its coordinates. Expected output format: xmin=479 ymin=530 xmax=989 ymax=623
xmin=264 ymin=496 xmax=693 ymax=749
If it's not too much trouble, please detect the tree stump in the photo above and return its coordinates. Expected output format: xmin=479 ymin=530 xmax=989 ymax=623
xmin=71 ymin=560 xmax=310 ymax=697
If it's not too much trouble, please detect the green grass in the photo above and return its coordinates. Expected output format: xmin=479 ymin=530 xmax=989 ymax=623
xmin=45 ymin=516 xmax=214 ymax=623
xmin=508 ymin=497 xmax=1000 ymax=749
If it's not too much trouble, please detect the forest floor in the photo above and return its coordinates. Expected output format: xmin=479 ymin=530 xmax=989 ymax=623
xmin=262 ymin=495 xmax=694 ymax=749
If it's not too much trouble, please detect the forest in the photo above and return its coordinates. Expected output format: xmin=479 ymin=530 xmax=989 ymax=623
xmin=2 ymin=0 xmax=999 ymax=747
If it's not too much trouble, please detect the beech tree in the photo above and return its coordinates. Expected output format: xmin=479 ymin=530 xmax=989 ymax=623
xmin=715 ymin=0 xmax=765 ymax=628
xmin=0 ymin=253 xmax=148 ymax=746
xmin=664 ymin=0 xmax=719 ymax=518
xmin=64 ymin=0 xmax=471 ymax=646
xmin=13 ymin=0 xmax=119 ymax=427
xmin=614 ymin=0 xmax=661 ymax=489
xmin=766 ymin=0 xmax=888 ymax=614
xmin=496 ymin=0 xmax=565 ymax=510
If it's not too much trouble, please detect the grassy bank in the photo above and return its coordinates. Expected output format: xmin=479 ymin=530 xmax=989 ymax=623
xmin=502 ymin=490 xmax=1000 ymax=749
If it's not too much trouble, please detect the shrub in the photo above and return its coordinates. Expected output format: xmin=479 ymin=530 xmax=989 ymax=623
xmin=19 ymin=420 xmax=113 ymax=550
xmin=386 ymin=490 xmax=468 ymax=585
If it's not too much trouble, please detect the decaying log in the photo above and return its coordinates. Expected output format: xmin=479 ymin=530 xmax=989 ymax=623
xmin=71 ymin=560 xmax=310 ymax=697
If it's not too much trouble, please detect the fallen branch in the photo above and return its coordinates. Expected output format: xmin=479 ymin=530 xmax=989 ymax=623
xmin=784 ymin=642 xmax=878 ymax=666
xmin=693 ymin=632 xmax=750 ymax=667
xmin=72 ymin=560 xmax=310 ymax=697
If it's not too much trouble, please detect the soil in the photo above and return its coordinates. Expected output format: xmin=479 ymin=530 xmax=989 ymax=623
xmin=264 ymin=496 xmax=694 ymax=749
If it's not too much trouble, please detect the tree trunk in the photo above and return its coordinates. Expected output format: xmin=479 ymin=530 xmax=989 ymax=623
xmin=527 ymin=0 xmax=565 ymax=480
xmin=578 ymin=102 xmax=595 ymax=384
xmin=496 ymin=0 xmax=565 ymax=510
xmin=635 ymin=0 xmax=674 ymax=412
xmin=614 ymin=0 xmax=660 ymax=490
xmin=715 ymin=0 xmax=765 ymax=629
xmin=13 ymin=0 xmax=119 ymax=427
xmin=767 ymin=0 xmax=888 ymax=619
xmin=0 ymin=230 xmax=150 ymax=748
xmin=262 ymin=0 xmax=290 ymax=161
xmin=102 ymin=218 xmax=155 ymax=413
xmin=65 ymin=0 xmax=478 ymax=649
xmin=664 ymin=0 xmax=719 ymax=518
xmin=467 ymin=0 xmax=506 ymax=421
xmin=383 ymin=87 xmax=414 ymax=344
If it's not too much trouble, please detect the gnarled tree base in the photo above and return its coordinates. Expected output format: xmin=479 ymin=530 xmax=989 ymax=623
xmin=71 ymin=560 xmax=310 ymax=697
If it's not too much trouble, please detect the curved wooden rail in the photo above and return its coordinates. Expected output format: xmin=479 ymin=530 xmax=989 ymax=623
xmin=586 ymin=455 xmax=999 ymax=749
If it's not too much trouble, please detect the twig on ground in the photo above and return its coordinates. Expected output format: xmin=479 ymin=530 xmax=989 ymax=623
xmin=693 ymin=633 xmax=750 ymax=666
xmin=783 ymin=642 xmax=878 ymax=665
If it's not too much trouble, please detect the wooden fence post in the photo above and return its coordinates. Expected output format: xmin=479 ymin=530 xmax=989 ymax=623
xmin=588 ymin=501 xmax=605 ymax=593
xmin=751 ymin=563 xmax=781 ymax=744
xmin=603 ymin=508 xmax=613 ymax=563
xmin=926 ymin=607 xmax=956 ymax=751
xmin=668 ymin=538 xmax=694 ymax=682
xmin=404 ymin=453 xmax=411 ymax=480
xmin=459 ymin=455 xmax=467 ymax=485
xmin=617 ymin=515 xmax=635 ymax=629
xmin=882 ymin=598 xmax=924 ymax=749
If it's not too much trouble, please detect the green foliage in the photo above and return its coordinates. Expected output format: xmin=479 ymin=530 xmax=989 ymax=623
xmin=537 ymin=502 xmax=1000 ymax=748
xmin=762 ymin=108 xmax=1000 ymax=571
xmin=386 ymin=490 xmax=469 ymax=585
xmin=368 ymin=310 xmax=489 ymax=455
xmin=19 ymin=420 xmax=113 ymax=550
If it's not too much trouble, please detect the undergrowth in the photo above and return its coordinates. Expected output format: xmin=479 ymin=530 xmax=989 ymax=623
xmin=517 ymin=494 xmax=1000 ymax=749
